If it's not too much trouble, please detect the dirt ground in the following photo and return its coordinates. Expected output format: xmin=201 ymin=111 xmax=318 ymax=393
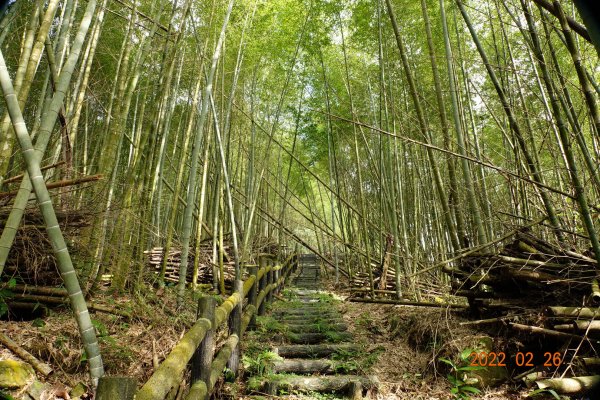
xmin=0 ymin=285 xmax=199 ymax=398
xmin=338 ymin=299 xmax=530 ymax=399
xmin=0 ymin=272 xmax=558 ymax=400
xmin=318 ymin=271 xmax=536 ymax=400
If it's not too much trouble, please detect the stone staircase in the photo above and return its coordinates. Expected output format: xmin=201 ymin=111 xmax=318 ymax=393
xmin=248 ymin=254 xmax=377 ymax=399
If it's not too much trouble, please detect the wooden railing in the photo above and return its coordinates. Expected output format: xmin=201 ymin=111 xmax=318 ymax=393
xmin=95 ymin=254 xmax=298 ymax=400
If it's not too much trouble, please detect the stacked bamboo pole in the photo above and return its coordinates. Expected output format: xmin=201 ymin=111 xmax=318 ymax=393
xmin=144 ymin=246 xmax=235 ymax=285
xmin=447 ymin=230 xmax=597 ymax=311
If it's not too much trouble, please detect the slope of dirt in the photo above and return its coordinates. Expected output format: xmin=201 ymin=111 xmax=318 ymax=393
xmin=0 ymin=285 xmax=199 ymax=398
xmin=318 ymin=273 xmax=536 ymax=400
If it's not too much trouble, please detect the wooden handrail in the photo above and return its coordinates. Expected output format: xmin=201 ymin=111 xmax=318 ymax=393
xmin=132 ymin=254 xmax=298 ymax=400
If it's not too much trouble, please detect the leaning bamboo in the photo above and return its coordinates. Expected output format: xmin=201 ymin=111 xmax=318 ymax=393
xmin=456 ymin=0 xmax=563 ymax=240
xmin=0 ymin=48 xmax=104 ymax=383
xmin=521 ymin=1 xmax=600 ymax=267
xmin=0 ymin=0 xmax=99 ymax=278
xmin=177 ymin=0 xmax=234 ymax=305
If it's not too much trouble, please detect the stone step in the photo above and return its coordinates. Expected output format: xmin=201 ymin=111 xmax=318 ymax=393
xmin=271 ymin=358 xmax=336 ymax=374
xmin=287 ymin=332 xmax=352 ymax=344
xmin=285 ymin=322 xmax=348 ymax=333
xmin=272 ymin=308 xmax=338 ymax=315
xmin=274 ymin=343 xmax=359 ymax=358
xmin=279 ymin=316 xmax=345 ymax=324
xmin=262 ymin=374 xmax=377 ymax=398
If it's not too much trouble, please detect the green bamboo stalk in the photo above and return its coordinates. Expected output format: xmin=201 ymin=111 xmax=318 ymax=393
xmin=159 ymin=73 xmax=203 ymax=286
xmin=0 ymin=49 xmax=104 ymax=385
xmin=0 ymin=0 xmax=60 ymax=177
xmin=177 ymin=0 xmax=234 ymax=305
xmin=455 ymin=0 xmax=563 ymax=240
xmin=521 ymin=0 xmax=600 ymax=267
xmin=552 ymin=1 xmax=600 ymax=144
xmin=0 ymin=0 xmax=98 ymax=277
xmin=422 ymin=0 xmax=468 ymax=248
xmin=385 ymin=0 xmax=464 ymax=250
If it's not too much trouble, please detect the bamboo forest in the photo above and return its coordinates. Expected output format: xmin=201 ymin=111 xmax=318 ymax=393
xmin=1 ymin=0 xmax=600 ymax=398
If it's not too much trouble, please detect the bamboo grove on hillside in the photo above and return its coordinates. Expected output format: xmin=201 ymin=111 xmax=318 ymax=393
xmin=0 ymin=0 xmax=599 ymax=383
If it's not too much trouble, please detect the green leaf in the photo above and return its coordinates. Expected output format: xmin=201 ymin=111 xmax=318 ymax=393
xmin=32 ymin=318 xmax=45 ymax=328
xmin=439 ymin=357 xmax=455 ymax=367
xmin=447 ymin=375 xmax=459 ymax=385
xmin=460 ymin=348 xmax=474 ymax=361
xmin=7 ymin=279 xmax=16 ymax=289
xmin=0 ymin=390 xmax=17 ymax=400
xmin=460 ymin=386 xmax=481 ymax=394
xmin=457 ymin=365 xmax=485 ymax=372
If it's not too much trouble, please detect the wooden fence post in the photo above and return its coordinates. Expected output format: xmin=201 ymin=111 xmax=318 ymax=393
xmin=288 ymin=255 xmax=297 ymax=283
xmin=248 ymin=265 xmax=258 ymax=329
xmin=266 ymin=259 xmax=274 ymax=304
xmin=226 ymin=279 xmax=243 ymax=380
xmin=191 ymin=296 xmax=216 ymax=389
xmin=96 ymin=376 xmax=136 ymax=400
xmin=258 ymin=257 xmax=267 ymax=316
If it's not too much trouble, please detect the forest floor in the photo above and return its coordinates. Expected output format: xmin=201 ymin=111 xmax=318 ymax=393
xmin=0 ymin=273 xmax=560 ymax=399
xmin=334 ymin=297 xmax=526 ymax=399
xmin=226 ymin=271 xmax=538 ymax=400
xmin=0 ymin=285 xmax=200 ymax=398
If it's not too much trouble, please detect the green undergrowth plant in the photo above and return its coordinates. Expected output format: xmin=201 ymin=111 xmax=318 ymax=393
xmin=331 ymin=345 xmax=383 ymax=374
xmin=247 ymin=372 xmax=296 ymax=392
xmin=0 ymin=278 xmax=16 ymax=317
xmin=256 ymin=315 xmax=288 ymax=334
xmin=324 ymin=330 xmax=346 ymax=343
xmin=315 ymin=292 xmax=340 ymax=304
xmin=281 ymin=289 xmax=298 ymax=301
xmin=439 ymin=349 xmax=484 ymax=400
xmin=242 ymin=350 xmax=282 ymax=376
xmin=311 ymin=320 xmax=332 ymax=332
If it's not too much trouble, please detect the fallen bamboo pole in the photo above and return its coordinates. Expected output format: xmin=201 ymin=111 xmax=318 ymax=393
xmin=348 ymin=298 xmax=468 ymax=309
xmin=408 ymin=217 xmax=547 ymax=278
xmin=592 ymin=280 xmax=600 ymax=304
xmin=547 ymin=307 xmax=600 ymax=319
xmin=0 ymin=332 xmax=53 ymax=376
xmin=510 ymin=323 xmax=588 ymax=341
xmin=536 ymin=376 xmax=600 ymax=394
xmin=2 ymin=161 xmax=66 ymax=184
xmin=0 ymin=174 xmax=103 ymax=198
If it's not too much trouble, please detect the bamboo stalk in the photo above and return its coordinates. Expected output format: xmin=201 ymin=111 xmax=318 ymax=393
xmin=349 ymin=298 xmax=468 ymax=309
xmin=536 ymin=376 xmax=600 ymax=394
xmin=0 ymin=174 xmax=102 ymax=198
xmin=0 ymin=45 xmax=104 ymax=383
xmin=510 ymin=323 xmax=587 ymax=340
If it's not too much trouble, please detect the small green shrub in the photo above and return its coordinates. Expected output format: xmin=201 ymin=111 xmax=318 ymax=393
xmin=439 ymin=350 xmax=483 ymax=400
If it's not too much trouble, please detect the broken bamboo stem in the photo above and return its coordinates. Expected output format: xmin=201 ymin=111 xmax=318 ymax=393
xmin=0 ymin=332 xmax=53 ymax=376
